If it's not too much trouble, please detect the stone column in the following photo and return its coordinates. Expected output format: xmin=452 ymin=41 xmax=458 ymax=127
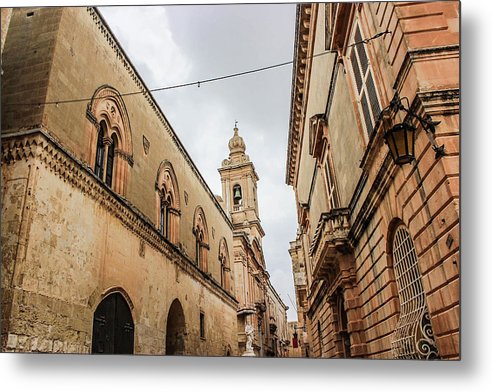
xmin=101 ymin=136 xmax=112 ymax=182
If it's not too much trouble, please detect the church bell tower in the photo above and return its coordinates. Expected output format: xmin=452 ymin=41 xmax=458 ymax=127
xmin=218 ymin=125 xmax=264 ymax=243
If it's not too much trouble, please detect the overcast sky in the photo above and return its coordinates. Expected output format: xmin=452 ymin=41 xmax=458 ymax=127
xmin=98 ymin=4 xmax=299 ymax=320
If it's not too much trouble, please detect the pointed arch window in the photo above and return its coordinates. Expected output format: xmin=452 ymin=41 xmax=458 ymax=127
xmin=390 ymin=223 xmax=439 ymax=359
xmin=105 ymin=134 xmax=117 ymax=187
xmin=193 ymin=207 xmax=209 ymax=272
xmin=87 ymin=85 xmax=134 ymax=196
xmin=155 ymin=161 xmax=180 ymax=244
xmin=94 ymin=123 xmax=105 ymax=180
xmin=219 ymin=238 xmax=231 ymax=292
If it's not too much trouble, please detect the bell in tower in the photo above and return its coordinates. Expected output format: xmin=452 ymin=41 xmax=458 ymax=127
xmin=233 ymin=184 xmax=242 ymax=206
xmin=218 ymin=124 xmax=264 ymax=242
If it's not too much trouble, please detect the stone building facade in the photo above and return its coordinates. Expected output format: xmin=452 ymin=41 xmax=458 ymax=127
xmin=1 ymin=6 xmax=287 ymax=356
xmin=265 ymin=281 xmax=289 ymax=357
xmin=286 ymin=2 xmax=459 ymax=359
xmin=218 ymin=126 xmax=289 ymax=357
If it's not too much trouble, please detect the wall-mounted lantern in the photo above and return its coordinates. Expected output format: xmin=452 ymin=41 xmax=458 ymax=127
xmin=381 ymin=94 xmax=445 ymax=165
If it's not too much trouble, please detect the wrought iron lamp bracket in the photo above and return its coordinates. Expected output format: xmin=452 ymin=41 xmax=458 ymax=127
xmin=385 ymin=95 xmax=445 ymax=159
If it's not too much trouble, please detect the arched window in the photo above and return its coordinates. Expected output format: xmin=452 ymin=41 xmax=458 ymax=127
xmin=218 ymin=238 xmax=231 ymax=292
xmin=105 ymin=133 xmax=117 ymax=187
xmin=193 ymin=206 xmax=209 ymax=272
xmin=233 ymin=184 xmax=242 ymax=206
xmin=155 ymin=161 xmax=180 ymax=244
xmin=86 ymin=85 xmax=134 ymax=196
xmin=390 ymin=223 xmax=439 ymax=359
xmin=94 ymin=122 xmax=105 ymax=180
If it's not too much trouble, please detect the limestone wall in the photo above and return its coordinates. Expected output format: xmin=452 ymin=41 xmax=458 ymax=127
xmin=1 ymin=7 xmax=234 ymax=287
xmin=1 ymin=131 xmax=238 ymax=355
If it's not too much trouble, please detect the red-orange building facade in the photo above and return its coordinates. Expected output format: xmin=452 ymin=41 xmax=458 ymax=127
xmin=286 ymin=2 xmax=459 ymax=359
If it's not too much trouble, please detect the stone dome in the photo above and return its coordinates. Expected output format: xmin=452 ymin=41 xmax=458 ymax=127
xmin=228 ymin=126 xmax=246 ymax=155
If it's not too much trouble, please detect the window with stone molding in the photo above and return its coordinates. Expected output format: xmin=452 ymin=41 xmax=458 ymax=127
xmin=218 ymin=238 xmax=231 ymax=292
xmin=390 ymin=223 xmax=439 ymax=359
xmin=347 ymin=21 xmax=382 ymax=138
xmin=86 ymin=85 xmax=134 ymax=195
xmin=155 ymin=161 xmax=180 ymax=244
xmin=193 ymin=206 xmax=209 ymax=272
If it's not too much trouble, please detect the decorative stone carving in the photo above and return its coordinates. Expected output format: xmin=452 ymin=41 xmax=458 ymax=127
xmin=242 ymin=323 xmax=255 ymax=357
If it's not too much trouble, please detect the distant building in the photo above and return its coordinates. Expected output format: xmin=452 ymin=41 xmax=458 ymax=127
xmin=286 ymin=2 xmax=459 ymax=359
xmin=1 ymin=6 xmax=287 ymax=356
xmin=286 ymin=321 xmax=305 ymax=358
xmin=218 ymin=126 xmax=289 ymax=357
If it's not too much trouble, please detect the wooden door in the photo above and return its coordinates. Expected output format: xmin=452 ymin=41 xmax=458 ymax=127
xmin=92 ymin=293 xmax=134 ymax=354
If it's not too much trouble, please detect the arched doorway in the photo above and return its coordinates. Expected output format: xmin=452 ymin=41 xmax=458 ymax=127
xmin=91 ymin=292 xmax=134 ymax=354
xmin=165 ymin=299 xmax=186 ymax=355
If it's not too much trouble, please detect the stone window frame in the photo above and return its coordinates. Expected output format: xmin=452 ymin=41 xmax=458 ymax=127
xmin=86 ymin=85 xmax=134 ymax=196
xmin=155 ymin=160 xmax=181 ymax=244
xmin=218 ymin=237 xmax=232 ymax=292
xmin=193 ymin=206 xmax=210 ymax=272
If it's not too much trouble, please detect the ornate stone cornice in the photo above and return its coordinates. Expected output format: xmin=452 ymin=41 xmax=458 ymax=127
xmin=393 ymin=45 xmax=460 ymax=93
xmin=1 ymin=128 xmax=238 ymax=307
xmin=286 ymin=3 xmax=313 ymax=186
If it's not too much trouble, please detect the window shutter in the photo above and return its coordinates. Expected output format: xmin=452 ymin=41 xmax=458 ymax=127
xmin=349 ymin=23 xmax=382 ymax=137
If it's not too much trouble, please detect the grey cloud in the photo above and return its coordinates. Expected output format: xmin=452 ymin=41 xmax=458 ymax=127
xmin=100 ymin=4 xmax=298 ymax=320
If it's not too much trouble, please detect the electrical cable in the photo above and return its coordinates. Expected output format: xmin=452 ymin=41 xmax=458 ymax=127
xmin=4 ymin=31 xmax=390 ymax=107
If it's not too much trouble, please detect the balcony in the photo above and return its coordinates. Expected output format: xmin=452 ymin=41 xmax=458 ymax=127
xmin=309 ymin=208 xmax=351 ymax=281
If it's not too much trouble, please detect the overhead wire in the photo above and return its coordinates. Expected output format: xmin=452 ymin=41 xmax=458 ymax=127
xmin=4 ymin=30 xmax=390 ymax=107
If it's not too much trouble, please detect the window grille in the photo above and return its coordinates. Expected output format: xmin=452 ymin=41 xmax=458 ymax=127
xmin=348 ymin=24 xmax=382 ymax=137
xmin=391 ymin=224 xmax=439 ymax=359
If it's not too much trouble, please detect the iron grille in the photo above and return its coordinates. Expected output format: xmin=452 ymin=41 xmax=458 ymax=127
xmin=390 ymin=225 xmax=439 ymax=359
